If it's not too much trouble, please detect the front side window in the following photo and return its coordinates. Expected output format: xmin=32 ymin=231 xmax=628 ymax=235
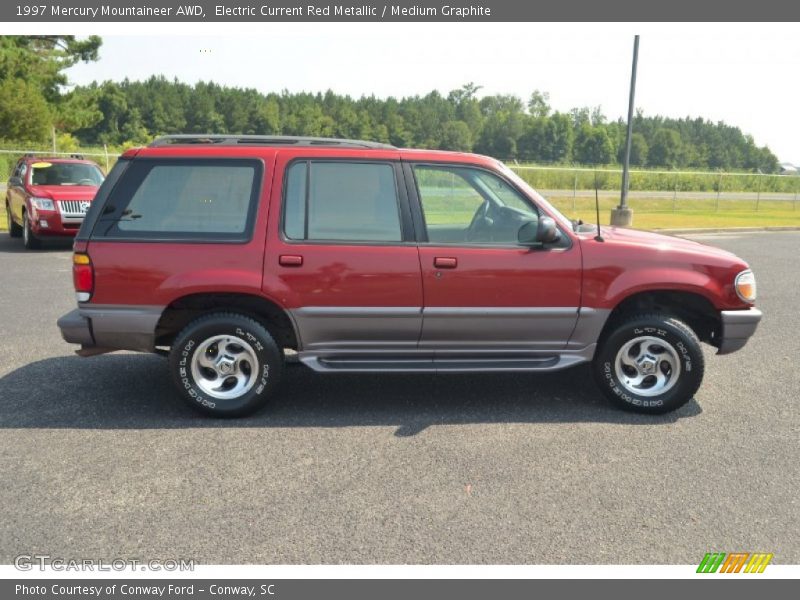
xmin=414 ymin=165 xmax=538 ymax=244
xmin=284 ymin=161 xmax=402 ymax=242
xmin=97 ymin=159 xmax=262 ymax=240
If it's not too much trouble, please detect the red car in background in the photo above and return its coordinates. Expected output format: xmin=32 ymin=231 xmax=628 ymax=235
xmin=5 ymin=154 xmax=105 ymax=249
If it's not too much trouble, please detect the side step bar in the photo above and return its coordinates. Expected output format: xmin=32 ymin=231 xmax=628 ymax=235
xmin=298 ymin=349 xmax=595 ymax=373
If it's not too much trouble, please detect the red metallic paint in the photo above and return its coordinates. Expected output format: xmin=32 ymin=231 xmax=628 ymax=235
xmin=577 ymin=229 xmax=752 ymax=310
xmin=418 ymin=245 xmax=582 ymax=308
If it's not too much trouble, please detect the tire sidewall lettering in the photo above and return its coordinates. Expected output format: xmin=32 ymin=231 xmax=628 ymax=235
xmin=602 ymin=324 xmax=697 ymax=408
xmin=172 ymin=320 xmax=278 ymax=414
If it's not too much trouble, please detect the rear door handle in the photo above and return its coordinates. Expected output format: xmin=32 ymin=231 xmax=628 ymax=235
xmin=434 ymin=257 xmax=457 ymax=269
xmin=279 ymin=255 xmax=303 ymax=267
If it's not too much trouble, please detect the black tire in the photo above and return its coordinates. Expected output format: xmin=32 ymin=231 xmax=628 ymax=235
xmin=169 ymin=312 xmax=284 ymax=417
xmin=593 ymin=313 xmax=704 ymax=414
xmin=22 ymin=210 xmax=41 ymax=249
xmin=6 ymin=202 xmax=22 ymax=238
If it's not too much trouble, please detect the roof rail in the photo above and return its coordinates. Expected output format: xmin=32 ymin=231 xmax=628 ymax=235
xmin=149 ymin=135 xmax=396 ymax=150
xmin=23 ymin=153 xmax=87 ymax=161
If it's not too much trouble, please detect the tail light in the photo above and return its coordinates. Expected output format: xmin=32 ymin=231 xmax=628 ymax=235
xmin=73 ymin=253 xmax=94 ymax=302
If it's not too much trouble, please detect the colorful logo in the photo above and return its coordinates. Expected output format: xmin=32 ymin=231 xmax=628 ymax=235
xmin=697 ymin=552 xmax=773 ymax=573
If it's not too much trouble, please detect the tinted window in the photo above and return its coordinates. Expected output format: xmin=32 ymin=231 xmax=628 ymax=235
xmin=284 ymin=161 xmax=402 ymax=242
xmin=414 ymin=165 xmax=537 ymax=244
xmin=283 ymin=162 xmax=306 ymax=240
xmin=29 ymin=162 xmax=104 ymax=186
xmin=97 ymin=159 xmax=262 ymax=240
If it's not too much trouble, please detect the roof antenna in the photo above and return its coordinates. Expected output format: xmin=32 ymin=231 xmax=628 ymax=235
xmin=594 ymin=171 xmax=604 ymax=242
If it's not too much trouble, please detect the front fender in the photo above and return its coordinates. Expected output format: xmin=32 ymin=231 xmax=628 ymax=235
xmin=601 ymin=267 xmax=722 ymax=309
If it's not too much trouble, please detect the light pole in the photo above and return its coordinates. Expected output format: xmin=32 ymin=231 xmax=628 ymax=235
xmin=611 ymin=34 xmax=639 ymax=227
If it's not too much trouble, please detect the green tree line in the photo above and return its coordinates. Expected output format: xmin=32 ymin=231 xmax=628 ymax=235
xmin=0 ymin=36 xmax=780 ymax=173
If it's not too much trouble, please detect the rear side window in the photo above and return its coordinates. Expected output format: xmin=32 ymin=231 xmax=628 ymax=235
xmin=96 ymin=159 xmax=262 ymax=241
xmin=283 ymin=161 xmax=402 ymax=242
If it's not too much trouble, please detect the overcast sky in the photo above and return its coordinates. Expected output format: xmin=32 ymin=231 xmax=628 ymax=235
xmin=62 ymin=23 xmax=800 ymax=162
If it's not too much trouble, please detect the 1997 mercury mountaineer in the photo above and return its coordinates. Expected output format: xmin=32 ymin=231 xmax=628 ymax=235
xmin=57 ymin=136 xmax=762 ymax=417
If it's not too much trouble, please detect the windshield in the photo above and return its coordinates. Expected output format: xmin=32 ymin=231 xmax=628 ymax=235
xmin=29 ymin=162 xmax=105 ymax=187
xmin=497 ymin=162 xmax=574 ymax=230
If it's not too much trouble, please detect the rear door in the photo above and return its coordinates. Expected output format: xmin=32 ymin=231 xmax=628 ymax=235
xmin=265 ymin=151 xmax=423 ymax=352
xmin=406 ymin=162 xmax=582 ymax=352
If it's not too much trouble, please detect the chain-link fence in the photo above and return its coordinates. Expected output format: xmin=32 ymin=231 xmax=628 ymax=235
xmin=508 ymin=164 xmax=800 ymax=216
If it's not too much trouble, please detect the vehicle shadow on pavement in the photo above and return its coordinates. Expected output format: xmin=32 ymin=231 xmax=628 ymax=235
xmin=0 ymin=235 xmax=73 ymax=253
xmin=0 ymin=354 xmax=702 ymax=434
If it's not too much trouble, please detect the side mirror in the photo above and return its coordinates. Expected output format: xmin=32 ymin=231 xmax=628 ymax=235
xmin=8 ymin=176 xmax=22 ymax=187
xmin=518 ymin=216 xmax=560 ymax=247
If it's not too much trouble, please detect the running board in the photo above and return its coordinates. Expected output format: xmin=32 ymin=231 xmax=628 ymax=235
xmin=298 ymin=351 xmax=593 ymax=373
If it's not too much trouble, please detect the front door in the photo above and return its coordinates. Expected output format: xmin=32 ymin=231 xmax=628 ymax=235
xmin=408 ymin=163 xmax=582 ymax=352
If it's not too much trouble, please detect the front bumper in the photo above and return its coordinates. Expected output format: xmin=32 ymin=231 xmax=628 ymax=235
xmin=30 ymin=210 xmax=82 ymax=236
xmin=717 ymin=307 xmax=763 ymax=355
xmin=57 ymin=306 xmax=161 ymax=355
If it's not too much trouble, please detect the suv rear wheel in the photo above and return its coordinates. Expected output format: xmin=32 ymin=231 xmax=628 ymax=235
xmin=169 ymin=312 xmax=284 ymax=417
xmin=22 ymin=210 xmax=41 ymax=249
xmin=6 ymin=202 xmax=22 ymax=238
xmin=593 ymin=314 xmax=704 ymax=414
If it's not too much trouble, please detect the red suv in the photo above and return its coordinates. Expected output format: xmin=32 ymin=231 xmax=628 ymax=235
xmin=57 ymin=135 xmax=761 ymax=417
xmin=5 ymin=154 xmax=105 ymax=249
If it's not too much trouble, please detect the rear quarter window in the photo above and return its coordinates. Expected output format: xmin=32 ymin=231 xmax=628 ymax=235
xmin=94 ymin=158 xmax=263 ymax=242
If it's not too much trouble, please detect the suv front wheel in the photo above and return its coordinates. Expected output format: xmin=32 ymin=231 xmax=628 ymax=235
xmin=169 ymin=312 xmax=284 ymax=417
xmin=22 ymin=210 xmax=41 ymax=249
xmin=593 ymin=314 xmax=704 ymax=414
xmin=6 ymin=202 xmax=22 ymax=238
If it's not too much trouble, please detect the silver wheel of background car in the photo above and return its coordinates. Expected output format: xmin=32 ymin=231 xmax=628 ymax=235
xmin=190 ymin=334 xmax=260 ymax=400
xmin=22 ymin=215 xmax=29 ymax=244
xmin=613 ymin=335 xmax=681 ymax=397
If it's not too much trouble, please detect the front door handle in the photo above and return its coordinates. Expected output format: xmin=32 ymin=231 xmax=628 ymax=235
xmin=279 ymin=254 xmax=303 ymax=267
xmin=434 ymin=257 xmax=457 ymax=269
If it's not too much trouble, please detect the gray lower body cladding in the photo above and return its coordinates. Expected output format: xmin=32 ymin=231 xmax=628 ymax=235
xmin=58 ymin=304 xmax=607 ymax=372
xmin=717 ymin=307 xmax=762 ymax=355
xmin=57 ymin=305 xmax=162 ymax=354
xmin=57 ymin=302 xmax=760 ymax=369
xmin=289 ymin=306 xmax=607 ymax=372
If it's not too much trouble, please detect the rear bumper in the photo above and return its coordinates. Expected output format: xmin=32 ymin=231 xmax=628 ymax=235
xmin=56 ymin=309 xmax=94 ymax=346
xmin=717 ymin=308 xmax=763 ymax=355
xmin=57 ymin=305 xmax=162 ymax=355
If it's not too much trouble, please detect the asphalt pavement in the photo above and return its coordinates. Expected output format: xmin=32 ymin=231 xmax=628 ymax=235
xmin=0 ymin=231 xmax=797 ymax=564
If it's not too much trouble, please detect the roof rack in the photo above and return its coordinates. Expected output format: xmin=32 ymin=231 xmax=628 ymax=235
xmin=149 ymin=135 xmax=396 ymax=150
xmin=24 ymin=153 xmax=86 ymax=160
